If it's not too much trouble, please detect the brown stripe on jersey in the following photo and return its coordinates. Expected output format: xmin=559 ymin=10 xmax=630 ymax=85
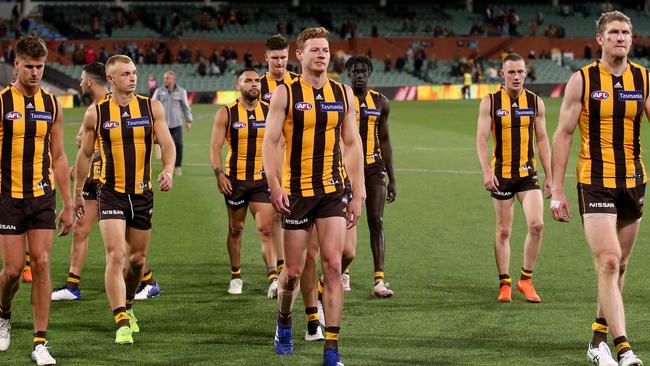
xmin=141 ymin=97 xmax=153 ymax=187
xmin=22 ymin=95 xmax=36 ymax=197
xmin=612 ymin=74 xmax=627 ymax=187
xmin=492 ymin=91 xmax=503 ymax=178
xmin=245 ymin=108 xmax=258 ymax=181
xmin=227 ymin=103 xmax=239 ymax=178
xmin=312 ymin=85 xmax=327 ymax=195
xmin=120 ymin=103 xmax=136 ymax=191
xmin=289 ymin=82 xmax=304 ymax=194
xmin=40 ymin=91 xmax=54 ymax=193
xmin=1 ymin=89 xmax=14 ymax=195
xmin=587 ymin=64 xmax=603 ymax=186
xmin=357 ymin=94 xmax=368 ymax=164
xmin=509 ymin=93 xmax=522 ymax=178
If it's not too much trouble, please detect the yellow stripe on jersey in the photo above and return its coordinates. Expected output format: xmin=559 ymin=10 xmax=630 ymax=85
xmin=577 ymin=61 xmax=648 ymax=188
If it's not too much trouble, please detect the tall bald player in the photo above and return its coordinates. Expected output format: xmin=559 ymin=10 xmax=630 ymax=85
xmin=74 ymin=55 xmax=176 ymax=345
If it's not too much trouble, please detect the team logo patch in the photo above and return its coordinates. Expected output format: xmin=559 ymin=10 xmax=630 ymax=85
xmin=125 ymin=117 xmax=151 ymax=128
xmin=320 ymin=102 xmax=344 ymax=112
xmin=363 ymin=108 xmax=381 ymax=117
xmin=295 ymin=102 xmax=312 ymax=111
xmin=263 ymin=92 xmax=273 ymax=101
xmin=250 ymin=120 xmax=266 ymax=129
xmin=618 ymin=90 xmax=644 ymax=101
xmin=591 ymin=90 xmax=609 ymax=100
xmin=103 ymin=121 xmax=119 ymax=129
xmin=495 ymin=109 xmax=509 ymax=117
xmin=514 ymin=108 xmax=535 ymax=117
xmin=232 ymin=122 xmax=246 ymax=129
xmin=5 ymin=111 xmax=22 ymax=120
xmin=30 ymin=111 xmax=52 ymax=122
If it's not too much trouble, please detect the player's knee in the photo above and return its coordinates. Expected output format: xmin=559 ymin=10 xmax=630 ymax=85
xmin=256 ymin=225 xmax=273 ymax=239
xmin=129 ymin=252 xmax=146 ymax=269
xmin=73 ymin=224 xmax=91 ymax=241
xmin=306 ymin=247 xmax=319 ymax=263
xmin=106 ymin=248 xmax=126 ymax=267
xmin=342 ymin=247 xmax=355 ymax=263
xmin=528 ymin=221 xmax=544 ymax=236
xmin=29 ymin=254 xmax=50 ymax=273
xmin=619 ymin=264 xmax=627 ymax=277
xmin=2 ymin=265 xmax=23 ymax=282
xmin=368 ymin=215 xmax=383 ymax=234
xmin=495 ymin=226 xmax=512 ymax=242
xmin=321 ymin=256 xmax=342 ymax=277
xmin=229 ymin=223 xmax=244 ymax=238
xmin=283 ymin=269 xmax=302 ymax=288
xmin=597 ymin=253 xmax=621 ymax=276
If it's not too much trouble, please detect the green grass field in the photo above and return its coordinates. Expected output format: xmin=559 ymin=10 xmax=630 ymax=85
xmin=3 ymin=99 xmax=650 ymax=365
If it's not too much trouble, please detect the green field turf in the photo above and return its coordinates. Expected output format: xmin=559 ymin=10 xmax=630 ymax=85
xmin=3 ymin=99 xmax=650 ymax=365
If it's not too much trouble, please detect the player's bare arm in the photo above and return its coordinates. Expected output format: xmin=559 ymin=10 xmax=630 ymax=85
xmin=73 ymin=105 xmax=98 ymax=220
xmin=262 ymin=84 xmax=290 ymax=214
xmin=151 ymin=99 xmax=176 ymax=191
xmin=534 ymin=96 xmax=552 ymax=198
xmin=341 ymin=84 xmax=366 ymax=229
xmin=550 ymin=71 xmax=582 ymax=222
xmin=50 ymin=99 xmax=73 ymax=236
xmin=209 ymin=106 xmax=232 ymax=195
xmin=476 ymin=95 xmax=499 ymax=192
xmin=378 ymin=93 xmax=396 ymax=203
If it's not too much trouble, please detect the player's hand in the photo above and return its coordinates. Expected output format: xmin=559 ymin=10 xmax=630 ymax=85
xmin=57 ymin=204 xmax=74 ymax=237
xmin=270 ymin=188 xmax=290 ymax=215
xmin=550 ymin=192 xmax=572 ymax=223
xmin=74 ymin=194 xmax=85 ymax=221
xmin=158 ymin=170 xmax=173 ymax=192
xmin=217 ymin=175 xmax=232 ymax=195
xmin=186 ymin=122 xmax=192 ymax=132
xmin=346 ymin=196 xmax=363 ymax=229
xmin=483 ymin=170 xmax=499 ymax=192
xmin=543 ymin=178 xmax=552 ymax=199
xmin=386 ymin=180 xmax=397 ymax=203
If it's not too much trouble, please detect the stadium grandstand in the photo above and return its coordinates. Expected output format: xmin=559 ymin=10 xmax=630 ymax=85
xmin=0 ymin=0 xmax=649 ymax=104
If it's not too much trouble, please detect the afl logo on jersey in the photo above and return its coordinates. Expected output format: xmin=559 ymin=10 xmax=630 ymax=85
xmin=591 ymin=90 xmax=609 ymax=100
xmin=232 ymin=122 xmax=247 ymax=129
xmin=495 ymin=109 xmax=509 ymax=117
xmin=295 ymin=102 xmax=313 ymax=111
xmin=263 ymin=92 xmax=273 ymax=101
xmin=103 ymin=121 xmax=119 ymax=129
xmin=5 ymin=111 xmax=22 ymax=120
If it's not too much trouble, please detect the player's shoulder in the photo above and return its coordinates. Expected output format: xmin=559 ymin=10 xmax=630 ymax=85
xmin=628 ymin=60 xmax=648 ymax=73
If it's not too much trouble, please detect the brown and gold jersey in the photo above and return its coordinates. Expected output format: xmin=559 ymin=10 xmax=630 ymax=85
xmin=225 ymin=100 xmax=268 ymax=181
xmin=0 ymin=85 xmax=58 ymax=198
xmin=490 ymin=87 xmax=539 ymax=179
xmin=283 ymin=77 xmax=348 ymax=197
xmin=577 ymin=61 xmax=649 ymax=188
xmin=354 ymin=89 xmax=383 ymax=166
xmin=260 ymin=71 xmax=298 ymax=103
xmin=96 ymin=94 xmax=154 ymax=194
